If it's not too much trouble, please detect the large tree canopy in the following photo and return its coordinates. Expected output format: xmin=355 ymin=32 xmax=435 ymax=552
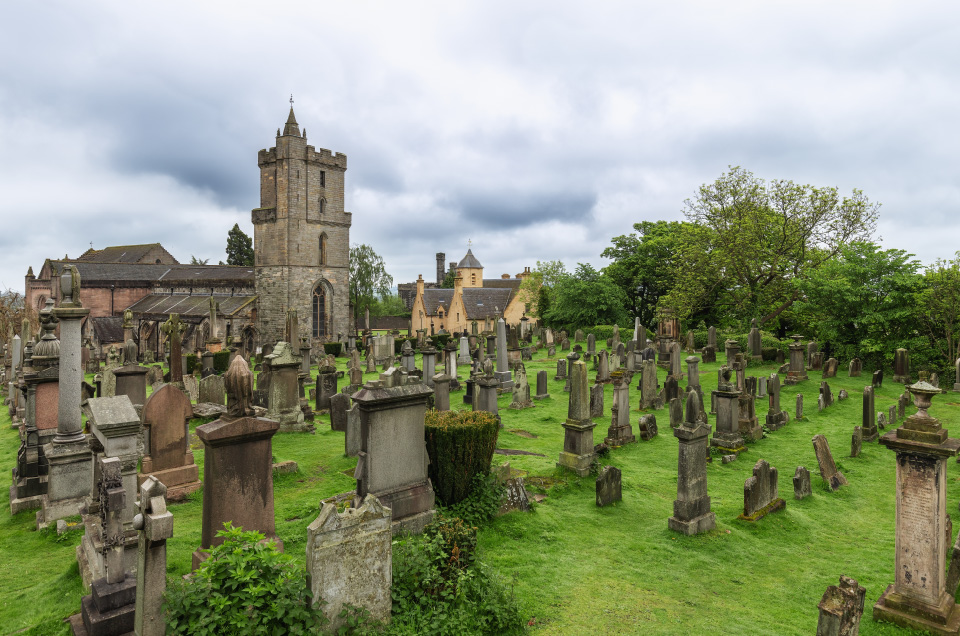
xmin=663 ymin=166 xmax=880 ymax=327
xmin=225 ymin=223 xmax=254 ymax=266
xmin=349 ymin=244 xmax=393 ymax=326
xmin=541 ymin=263 xmax=629 ymax=330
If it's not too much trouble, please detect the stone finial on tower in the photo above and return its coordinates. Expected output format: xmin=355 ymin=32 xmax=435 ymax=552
xmin=283 ymin=99 xmax=300 ymax=137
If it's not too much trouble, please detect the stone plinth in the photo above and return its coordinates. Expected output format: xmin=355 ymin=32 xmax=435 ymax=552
xmin=113 ymin=364 xmax=148 ymax=407
xmin=874 ymin=381 xmax=960 ymax=635
xmin=784 ymin=336 xmax=808 ymax=385
xmin=738 ymin=459 xmax=785 ymax=521
xmin=192 ymin=415 xmax=282 ymax=569
xmin=306 ymin=495 xmax=392 ymax=630
xmin=352 ymin=380 xmax=435 ymax=535
xmin=266 ymin=342 xmax=309 ymax=432
xmin=711 ymin=369 xmax=743 ymax=453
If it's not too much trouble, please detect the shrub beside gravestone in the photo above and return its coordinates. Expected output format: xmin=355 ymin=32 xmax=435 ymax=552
xmin=424 ymin=410 xmax=500 ymax=505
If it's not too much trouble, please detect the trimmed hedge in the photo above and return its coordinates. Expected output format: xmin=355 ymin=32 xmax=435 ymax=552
xmin=394 ymin=337 xmax=417 ymax=355
xmin=322 ymin=342 xmax=342 ymax=357
xmin=432 ymin=334 xmax=452 ymax=349
xmin=424 ymin=410 xmax=500 ymax=506
xmin=185 ymin=354 xmax=199 ymax=375
xmin=213 ymin=351 xmax=231 ymax=373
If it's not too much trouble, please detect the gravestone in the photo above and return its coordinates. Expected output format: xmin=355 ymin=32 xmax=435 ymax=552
xmin=266 ymin=342 xmax=309 ymax=432
xmin=748 ymin=318 xmax=762 ymax=360
xmin=738 ymin=392 xmax=762 ymax=442
xmin=555 ymin=358 xmax=567 ymax=381
xmin=701 ymin=326 xmax=717 ymax=363
xmin=344 ymin=404 xmax=361 ymax=457
xmin=892 ymin=347 xmax=910 ymax=383
xmin=796 ymin=393 xmax=804 ymax=420
xmin=888 ymin=404 xmax=897 ymax=427
xmin=575 ymin=329 xmax=584 ymax=343
xmin=757 ymin=375 xmax=767 ymax=398
xmin=139 ymin=384 xmax=201 ymax=502
xmin=474 ymin=362 xmax=500 ymax=426
xmin=738 ymin=459 xmax=785 ymax=521
xmin=851 ymin=426 xmax=862 ymax=457
xmin=765 ymin=374 xmax=789 ymax=431
xmin=872 ymin=368 xmax=883 ymax=388
xmin=816 ymin=575 xmax=866 ymax=636
xmin=596 ymin=466 xmax=622 ymax=507
xmin=784 ymin=335 xmax=808 ymax=385
xmin=811 ymin=434 xmax=847 ymax=491
xmin=669 ymin=396 xmax=683 ymax=428
xmin=711 ymin=367 xmax=744 ymax=453
xmin=899 ymin=391 xmax=910 ymax=419
xmin=494 ymin=319 xmax=513 ymax=390
xmin=590 ymin=382 xmax=604 ymax=419
xmin=113 ymin=339 xmax=149 ymax=407
xmin=133 ymin=476 xmax=173 ymax=636
xmin=587 ymin=333 xmax=596 ymax=356
xmin=306 ymin=494 xmax=392 ymax=630
xmin=604 ymin=378 xmax=635 ymax=446
xmin=596 ymin=350 xmax=610 ymax=384
xmin=820 ymin=381 xmax=833 ymax=408
xmin=433 ymin=374 xmax=452 ymax=411
xmin=668 ymin=392 xmax=715 ymax=535
xmin=878 ymin=411 xmax=887 ymax=430
xmin=663 ymin=375 xmax=679 ymax=405
xmin=192 ymin=357 xmax=282 ymax=569
xmin=182 ymin=375 xmax=199 ymax=402
xmin=638 ymin=414 xmax=658 ymax=441
xmin=793 ymin=466 xmax=811 ymax=499
xmin=838 ymin=389 xmax=848 ymax=401
xmin=535 ymin=370 xmax=549 ymax=400
xmin=669 ymin=342 xmax=683 ymax=380
xmin=862 ymin=386 xmax=878 ymax=441
xmin=557 ymin=360 xmax=597 ymax=477
xmin=955 ymin=358 xmax=960 ymax=392
xmin=330 ymin=393 xmax=350 ymax=432
xmin=508 ymin=365 xmax=533 ymax=410
xmin=822 ymin=357 xmax=838 ymax=378
xmin=849 ymin=358 xmax=862 ymax=377
xmin=316 ymin=362 xmax=339 ymax=413
xmin=640 ymin=360 xmax=660 ymax=409
xmin=874 ymin=380 xmax=960 ymax=632
xmin=198 ymin=374 xmax=226 ymax=405
xmin=401 ymin=341 xmax=416 ymax=372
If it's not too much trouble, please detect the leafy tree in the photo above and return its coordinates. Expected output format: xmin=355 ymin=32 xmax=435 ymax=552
xmin=917 ymin=252 xmax=960 ymax=366
xmin=665 ymin=166 xmax=880 ymax=327
xmin=439 ymin=268 xmax=456 ymax=288
xmin=370 ymin=293 xmax=411 ymax=318
xmin=601 ymin=220 xmax=691 ymax=327
xmin=794 ymin=241 xmax=921 ymax=368
xmin=542 ymin=263 xmax=629 ymax=329
xmin=189 ymin=255 xmax=209 ymax=265
xmin=349 ymin=244 xmax=393 ymax=327
xmin=224 ymin=223 xmax=254 ymax=266
xmin=517 ymin=260 xmax=568 ymax=319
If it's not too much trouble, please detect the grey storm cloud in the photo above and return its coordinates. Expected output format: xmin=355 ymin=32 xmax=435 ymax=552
xmin=1 ymin=1 xmax=959 ymax=290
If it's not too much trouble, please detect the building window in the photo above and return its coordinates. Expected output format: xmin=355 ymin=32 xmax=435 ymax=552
xmin=320 ymin=171 xmax=325 ymax=187
xmin=319 ymin=235 xmax=326 ymax=265
xmin=313 ymin=286 xmax=327 ymax=338
xmin=319 ymin=198 xmax=325 ymax=215
xmin=471 ymin=273 xmax=476 ymax=285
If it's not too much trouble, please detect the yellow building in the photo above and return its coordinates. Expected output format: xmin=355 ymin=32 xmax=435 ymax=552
xmin=410 ymin=249 xmax=531 ymax=334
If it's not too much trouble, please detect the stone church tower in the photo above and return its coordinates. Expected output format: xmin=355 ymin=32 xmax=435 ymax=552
xmin=252 ymin=105 xmax=351 ymax=347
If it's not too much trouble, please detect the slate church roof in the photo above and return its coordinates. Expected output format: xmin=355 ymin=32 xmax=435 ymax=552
xmin=461 ymin=287 xmax=513 ymax=320
xmin=457 ymin=249 xmax=483 ymax=269
xmin=91 ymin=316 xmax=125 ymax=344
xmin=76 ymin=243 xmax=179 ymax=264
xmin=126 ymin=293 xmax=257 ymax=322
xmin=421 ymin=289 xmax=455 ymax=315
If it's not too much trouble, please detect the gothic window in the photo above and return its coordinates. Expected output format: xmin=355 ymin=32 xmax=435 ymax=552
xmin=319 ymin=234 xmax=327 ymax=266
xmin=319 ymin=198 xmax=325 ymax=215
xmin=312 ymin=285 xmax=327 ymax=338
xmin=319 ymin=171 xmax=325 ymax=187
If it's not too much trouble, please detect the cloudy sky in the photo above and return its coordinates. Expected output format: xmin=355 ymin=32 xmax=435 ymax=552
xmin=1 ymin=1 xmax=958 ymax=292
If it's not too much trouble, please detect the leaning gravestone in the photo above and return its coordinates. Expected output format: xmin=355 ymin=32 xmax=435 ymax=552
xmin=822 ymin=357 xmax=839 ymax=378
xmin=811 ymin=434 xmax=848 ymax=491
xmin=851 ymin=426 xmax=862 ymax=458
xmin=596 ymin=466 xmax=622 ymax=507
xmin=793 ymin=466 xmax=811 ymax=499
xmin=198 ymin=374 xmax=226 ymax=406
xmin=816 ymin=575 xmax=866 ymax=636
xmin=738 ymin=459 xmax=785 ymax=521
xmin=638 ymin=414 xmax=658 ymax=441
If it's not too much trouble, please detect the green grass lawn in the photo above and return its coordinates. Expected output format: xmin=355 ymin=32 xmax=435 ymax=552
xmin=1 ymin=348 xmax=957 ymax=634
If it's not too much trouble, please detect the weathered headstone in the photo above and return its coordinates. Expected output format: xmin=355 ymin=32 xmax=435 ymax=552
xmin=638 ymin=414 xmax=658 ymax=441
xmin=306 ymin=494 xmax=392 ymax=630
xmin=765 ymin=374 xmax=789 ymax=431
xmin=796 ymin=393 xmax=804 ymax=420
xmin=595 ymin=466 xmax=622 ymax=507
xmin=668 ymin=392 xmax=715 ymax=535
xmin=555 ymin=358 xmax=567 ymax=381
xmin=816 ymin=575 xmax=866 ymax=636
xmin=738 ymin=392 xmax=762 ymax=442
xmin=820 ymin=381 xmax=833 ymax=408
xmin=133 ymin=476 xmax=174 ymax=636
xmin=604 ymin=378 xmax=635 ymax=446
xmin=508 ymin=365 xmax=533 ymax=410
xmin=344 ymin=404 xmax=361 ymax=457
xmin=738 ymin=459 xmax=785 ymax=521
xmin=590 ymin=382 xmax=604 ymax=419
xmin=811 ymin=434 xmax=847 ymax=491
xmin=849 ymin=358 xmax=862 ymax=377
xmin=139 ymin=383 xmax=201 ymax=501
xmin=639 ymin=359 xmax=660 ymax=410
xmin=557 ymin=360 xmax=597 ymax=477
xmin=892 ymin=347 xmax=910 ymax=383
xmin=851 ymin=426 xmax=863 ymax=457
xmin=784 ymin=335 xmax=808 ymax=386
xmin=822 ymin=357 xmax=839 ymax=378
xmin=534 ymin=370 xmax=549 ymax=400
xmin=862 ymin=386 xmax=878 ymax=441
xmin=266 ymin=342 xmax=309 ymax=432
xmin=330 ymin=392 xmax=350 ymax=431
xmin=748 ymin=318 xmax=762 ymax=360
xmin=793 ymin=466 xmax=811 ymax=499
xmin=193 ymin=358 xmax=282 ymax=568
xmin=711 ymin=367 xmax=744 ymax=453
xmin=874 ymin=380 xmax=960 ymax=631
xmin=198 ymin=373 xmax=226 ymax=405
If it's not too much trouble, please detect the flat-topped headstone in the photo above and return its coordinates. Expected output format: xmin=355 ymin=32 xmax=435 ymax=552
xmin=330 ymin=392 xmax=350 ymax=432
xmin=862 ymin=386 xmax=878 ymax=441
xmin=534 ymin=370 xmax=549 ymax=400
xmin=892 ymin=347 xmax=910 ymax=383
xmin=811 ymin=434 xmax=847 ymax=491
xmin=198 ymin=374 xmax=226 ymax=406
xmin=872 ymin=368 xmax=883 ymax=388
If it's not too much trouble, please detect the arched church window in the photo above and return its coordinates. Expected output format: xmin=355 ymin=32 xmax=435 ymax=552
xmin=313 ymin=285 xmax=327 ymax=338
xmin=319 ymin=234 xmax=327 ymax=266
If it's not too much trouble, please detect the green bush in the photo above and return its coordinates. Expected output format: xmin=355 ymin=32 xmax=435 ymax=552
xmin=424 ymin=410 xmax=500 ymax=506
xmin=433 ymin=334 xmax=452 ymax=349
xmin=761 ymin=347 xmax=779 ymax=361
xmin=164 ymin=523 xmax=325 ymax=635
xmin=213 ymin=350 xmax=231 ymax=373
xmin=443 ymin=473 xmax=506 ymax=528
xmin=390 ymin=516 xmax=525 ymax=635
xmin=185 ymin=354 xmax=199 ymax=375
xmin=323 ymin=342 xmax=342 ymax=357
